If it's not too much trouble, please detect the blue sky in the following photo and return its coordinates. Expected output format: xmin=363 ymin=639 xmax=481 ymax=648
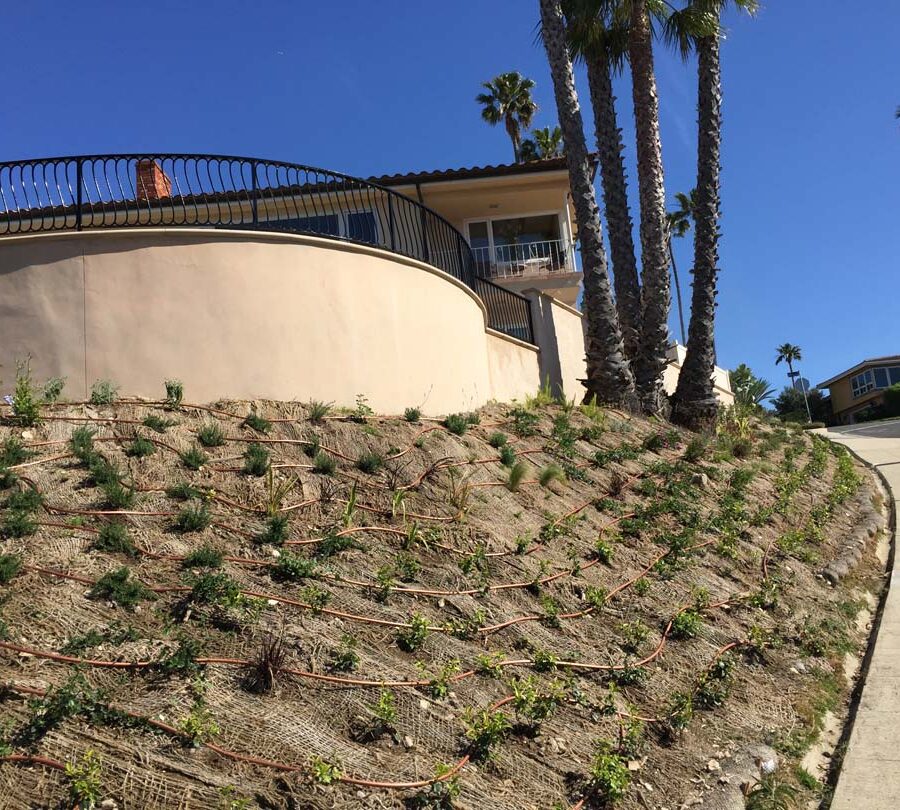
xmin=2 ymin=1 xmax=898 ymax=396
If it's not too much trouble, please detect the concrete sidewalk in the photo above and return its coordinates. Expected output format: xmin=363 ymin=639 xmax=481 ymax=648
xmin=822 ymin=426 xmax=899 ymax=808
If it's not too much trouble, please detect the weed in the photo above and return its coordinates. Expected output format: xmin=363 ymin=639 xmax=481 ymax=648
xmin=744 ymin=774 xmax=798 ymax=810
xmin=356 ymin=450 xmax=384 ymax=475
xmin=310 ymin=756 xmax=341 ymax=785
xmin=499 ymin=443 xmax=516 ymax=467
xmin=94 ymin=522 xmax=137 ymax=557
xmin=164 ymin=379 xmax=184 ymax=409
xmin=197 ymin=422 xmax=225 ymax=447
xmin=125 ymin=435 xmax=155 ymax=458
xmin=463 ymin=708 xmax=509 ymax=761
xmin=257 ymin=514 xmax=290 ymax=546
xmin=41 ymin=376 xmax=66 ymax=403
xmin=181 ymin=446 xmax=208 ymax=471
xmin=328 ymin=634 xmax=359 ymax=672
xmin=89 ymin=567 xmax=153 ymax=610
xmin=183 ymin=545 xmax=224 ymax=569
xmin=242 ymin=411 xmax=271 ymax=434
xmin=65 ymin=749 xmax=103 ymax=810
xmin=404 ymin=406 xmax=421 ymax=423
xmin=173 ymin=502 xmax=211 ymax=533
xmin=307 ymin=400 xmax=331 ymax=424
xmin=11 ymin=359 xmax=41 ymax=426
xmin=0 ymin=553 xmax=23 ymax=584
xmin=271 ymin=552 xmax=318 ymax=582
xmin=396 ymin=612 xmax=429 ymax=652
xmin=179 ymin=704 xmax=220 ymax=746
xmin=539 ymin=463 xmax=566 ymax=487
xmin=143 ymin=414 xmax=175 ymax=433
xmin=506 ymin=460 xmax=528 ymax=492
xmin=443 ymin=413 xmax=469 ymax=435
xmin=90 ymin=379 xmax=118 ymax=406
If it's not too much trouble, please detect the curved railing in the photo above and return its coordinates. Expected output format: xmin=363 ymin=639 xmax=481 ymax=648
xmin=0 ymin=153 xmax=534 ymax=344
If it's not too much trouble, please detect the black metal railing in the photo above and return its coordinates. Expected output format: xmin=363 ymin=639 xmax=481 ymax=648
xmin=0 ymin=153 xmax=534 ymax=344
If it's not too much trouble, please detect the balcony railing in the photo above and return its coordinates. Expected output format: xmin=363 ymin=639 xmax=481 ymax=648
xmin=473 ymin=239 xmax=577 ymax=280
xmin=0 ymin=153 xmax=534 ymax=344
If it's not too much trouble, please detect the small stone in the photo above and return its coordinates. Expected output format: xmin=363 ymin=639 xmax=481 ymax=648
xmin=355 ymin=791 xmax=367 ymax=799
xmin=21 ymin=430 xmax=33 ymax=441
xmin=403 ymin=735 xmax=415 ymax=749
xmin=418 ymin=699 xmax=430 ymax=710
xmin=271 ymin=548 xmax=281 ymax=558
xmin=548 ymin=738 xmax=560 ymax=754
xmin=267 ymin=599 xmax=279 ymax=606
xmin=99 ymin=800 xmax=119 ymax=810
xmin=437 ymin=598 xmax=446 ymax=608
xmin=707 ymin=759 xmax=721 ymax=772
xmin=691 ymin=472 xmax=710 ymax=489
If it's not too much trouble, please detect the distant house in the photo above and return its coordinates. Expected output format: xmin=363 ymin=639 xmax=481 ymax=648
xmin=818 ymin=356 xmax=900 ymax=423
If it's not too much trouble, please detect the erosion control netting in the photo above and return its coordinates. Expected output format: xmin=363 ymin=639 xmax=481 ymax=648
xmin=0 ymin=395 xmax=882 ymax=809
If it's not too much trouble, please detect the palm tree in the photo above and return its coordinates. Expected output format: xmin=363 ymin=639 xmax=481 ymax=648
xmin=628 ymin=0 xmax=673 ymax=416
xmin=665 ymin=189 xmax=697 ymax=347
xmin=730 ymin=363 xmax=775 ymax=410
xmin=476 ymin=72 xmax=539 ymax=163
xmin=539 ymin=0 xmax=638 ymax=408
xmin=775 ymin=342 xmax=811 ymax=421
xmin=520 ymin=126 xmax=564 ymax=161
xmin=563 ymin=0 xmax=643 ymax=366
xmin=671 ymin=0 xmax=757 ymax=429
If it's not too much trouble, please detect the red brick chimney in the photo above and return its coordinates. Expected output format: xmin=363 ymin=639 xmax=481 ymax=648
xmin=136 ymin=159 xmax=172 ymax=201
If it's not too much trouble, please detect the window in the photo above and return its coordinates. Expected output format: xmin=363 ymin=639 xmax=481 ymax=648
xmin=466 ymin=213 xmax=570 ymax=274
xmin=890 ymin=367 xmax=900 ymax=385
xmin=269 ymin=211 xmax=377 ymax=243
xmin=347 ymin=211 xmax=377 ymax=242
xmin=850 ymin=370 xmax=875 ymax=398
xmin=491 ymin=214 xmax=560 ymax=247
xmin=874 ymin=367 xmax=889 ymax=389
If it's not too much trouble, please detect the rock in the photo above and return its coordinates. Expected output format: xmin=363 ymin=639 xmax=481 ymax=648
xmin=707 ymin=759 xmax=721 ymax=772
xmin=403 ymin=735 xmax=415 ymax=749
xmin=692 ymin=473 xmax=710 ymax=489
xmin=99 ymin=800 xmax=120 ymax=810
xmin=21 ymin=430 xmax=33 ymax=440
xmin=418 ymin=699 xmax=430 ymax=710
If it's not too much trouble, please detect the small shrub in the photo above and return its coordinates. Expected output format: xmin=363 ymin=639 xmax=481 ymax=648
xmin=182 ymin=545 xmax=224 ymax=569
xmin=744 ymin=774 xmax=798 ymax=810
xmin=328 ymin=634 xmax=359 ymax=672
xmin=670 ymin=608 xmax=703 ymax=640
xmin=41 ymin=376 xmax=66 ymax=404
xmin=69 ymin=427 xmax=97 ymax=463
xmin=307 ymin=400 xmax=331 ymax=424
xmin=539 ymin=463 xmax=566 ymax=488
xmin=173 ymin=502 xmax=211 ymax=533
xmin=94 ymin=522 xmax=137 ymax=557
xmin=257 ymin=514 xmax=290 ymax=546
xmin=463 ymin=708 xmax=509 ymax=761
xmin=443 ymin=413 xmax=469 ymax=435
xmin=178 ymin=704 xmax=220 ymax=746
xmin=101 ymin=478 xmax=136 ymax=509
xmin=315 ymin=530 xmax=363 ymax=559
xmin=499 ymin=444 xmax=516 ymax=467
xmin=617 ymin=621 xmax=649 ymax=654
xmin=586 ymin=741 xmax=630 ymax=803
xmin=4 ymin=487 xmax=43 ymax=513
xmin=0 ymin=553 xmax=23 ymax=584
xmin=507 ymin=406 xmax=539 ymax=437
xmin=143 ymin=414 xmax=175 ymax=433
xmin=89 ymin=567 xmax=152 ymax=610
xmin=243 ymin=443 xmax=270 ymax=476
xmin=370 ymin=689 xmax=397 ymax=730
xmin=683 ymin=435 xmax=708 ymax=462
xmin=65 ymin=749 xmax=103 ymax=810
xmin=310 ymin=756 xmax=341 ymax=785
xmin=356 ymin=450 xmax=384 ymax=475
xmin=197 ymin=423 xmax=225 ymax=447
xmin=188 ymin=571 xmax=241 ymax=607
xmin=90 ymin=379 xmax=118 ymax=406
xmin=594 ymin=536 xmax=615 ymax=564
xmin=488 ymin=432 xmax=508 ymax=448
xmin=348 ymin=393 xmax=374 ymax=423
xmin=181 ymin=446 xmax=207 ymax=471
xmin=2 ymin=510 xmax=36 ymax=538
xmin=506 ymin=461 xmax=528 ymax=492
xmin=404 ymin=406 xmax=421 ymax=423
xmin=164 ymin=379 xmax=184 ymax=409
xmin=271 ymin=551 xmax=318 ymax=582
xmin=1 ymin=437 xmax=31 ymax=468
xmin=166 ymin=481 xmax=203 ymax=501
xmin=312 ymin=451 xmax=336 ymax=475
xmin=125 ymin=435 xmax=155 ymax=458
xmin=242 ymin=411 xmax=271 ymax=434
xmin=244 ymin=632 xmax=286 ymax=694
xmin=396 ymin=612 xmax=429 ymax=652
xmin=11 ymin=359 xmax=41 ymax=425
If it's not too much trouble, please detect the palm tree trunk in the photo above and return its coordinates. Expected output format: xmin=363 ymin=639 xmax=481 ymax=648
xmin=539 ymin=0 xmax=637 ymax=408
xmin=629 ymin=0 xmax=671 ymax=416
xmin=506 ymin=116 xmax=521 ymax=162
xmin=585 ymin=51 xmax=642 ymax=364
xmin=672 ymin=30 xmax=721 ymax=428
xmin=667 ymin=237 xmax=687 ymax=346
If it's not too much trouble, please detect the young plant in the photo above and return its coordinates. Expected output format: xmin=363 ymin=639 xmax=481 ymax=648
xmin=181 ymin=446 xmax=208 ymax=471
xmin=11 ymin=359 xmax=41 ymax=426
xmin=65 ymin=749 xmax=102 ymax=810
xmin=443 ymin=413 xmax=469 ymax=436
xmin=182 ymin=545 xmax=224 ymax=569
xmin=488 ymin=431 xmax=508 ymax=448
xmin=463 ymin=708 xmax=509 ymax=761
xmin=89 ymin=567 xmax=153 ymax=610
xmin=328 ymin=634 xmax=359 ymax=672
xmin=499 ymin=443 xmax=516 ymax=467
xmin=586 ymin=741 xmax=630 ymax=803
xmin=173 ymin=501 xmax=211 ymax=533
xmin=164 ymin=379 xmax=184 ymax=409
xmin=41 ymin=376 xmax=66 ymax=404
xmin=178 ymin=704 xmax=220 ymax=746
xmin=0 ymin=553 xmax=23 ymax=584
xmin=243 ymin=442 xmax=270 ymax=476
xmin=396 ymin=612 xmax=429 ymax=652
xmin=539 ymin=463 xmax=566 ymax=488
xmin=257 ymin=514 xmax=290 ymax=546
xmin=310 ymin=756 xmax=341 ymax=785
xmin=143 ymin=414 xmax=175 ymax=433
xmin=306 ymin=400 xmax=331 ymax=424
xmin=244 ymin=631 xmax=286 ymax=694
xmin=125 ymin=435 xmax=155 ymax=458
xmin=404 ymin=406 xmax=421 ymax=423
xmin=197 ymin=422 xmax=225 ymax=447
xmin=271 ymin=551 xmax=318 ymax=583
xmin=312 ymin=451 xmax=336 ymax=475
xmin=506 ymin=460 xmax=528 ymax=492
xmin=242 ymin=411 xmax=271 ymax=434
xmin=670 ymin=608 xmax=703 ymax=640
xmin=94 ymin=522 xmax=138 ymax=557
xmin=369 ymin=689 xmax=397 ymax=731
xmin=356 ymin=450 xmax=384 ymax=475
xmin=348 ymin=393 xmax=373 ymax=423
xmin=90 ymin=379 xmax=119 ymax=406
xmin=101 ymin=477 xmax=136 ymax=509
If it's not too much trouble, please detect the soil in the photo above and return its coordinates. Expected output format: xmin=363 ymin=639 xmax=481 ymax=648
xmin=0 ymin=397 xmax=887 ymax=809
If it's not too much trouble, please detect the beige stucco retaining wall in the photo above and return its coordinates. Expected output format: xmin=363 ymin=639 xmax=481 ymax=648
xmin=0 ymin=229 xmax=539 ymax=413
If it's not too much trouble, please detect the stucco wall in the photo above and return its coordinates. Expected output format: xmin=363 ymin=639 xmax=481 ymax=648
xmin=485 ymin=331 xmax=540 ymax=404
xmin=526 ymin=292 xmax=587 ymax=401
xmin=0 ymin=229 xmax=506 ymax=413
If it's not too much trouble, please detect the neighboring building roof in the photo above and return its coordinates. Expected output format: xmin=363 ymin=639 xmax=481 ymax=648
xmin=369 ymin=155 xmax=597 ymax=187
xmin=818 ymin=355 xmax=900 ymax=388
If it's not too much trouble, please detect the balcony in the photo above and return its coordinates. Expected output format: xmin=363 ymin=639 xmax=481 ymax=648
xmin=473 ymin=239 xmax=576 ymax=279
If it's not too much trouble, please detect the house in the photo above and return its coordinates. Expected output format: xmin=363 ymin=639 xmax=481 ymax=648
xmin=0 ymin=152 xmax=731 ymax=411
xmin=818 ymin=356 xmax=900 ymax=424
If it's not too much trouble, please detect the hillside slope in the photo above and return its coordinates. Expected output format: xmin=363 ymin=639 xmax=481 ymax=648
xmin=0 ymin=395 xmax=887 ymax=809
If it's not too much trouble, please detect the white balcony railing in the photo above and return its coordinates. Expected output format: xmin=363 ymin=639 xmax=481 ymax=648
xmin=472 ymin=239 xmax=577 ymax=279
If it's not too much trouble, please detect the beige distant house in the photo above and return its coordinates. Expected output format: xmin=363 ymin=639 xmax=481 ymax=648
xmin=818 ymin=356 xmax=900 ymax=424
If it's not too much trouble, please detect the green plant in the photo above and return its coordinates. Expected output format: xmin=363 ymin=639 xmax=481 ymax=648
xmin=370 ymin=689 xmax=397 ymax=729
xmin=307 ymin=400 xmax=331 ymax=424
xmin=487 ymin=431 xmax=508 ymax=448
xmin=100 ymin=477 xmax=136 ymax=509
xmin=348 ymin=393 xmax=374 ymax=423
xmin=94 ymin=522 xmax=138 ymax=557
xmin=633 ymin=577 xmax=650 ymax=597
xmin=396 ymin=612 xmax=429 ymax=652
xmin=310 ymin=755 xmax=341 ymax=785
xmin=356 ymin=450 xmax=384 ymax=474
xmin=4 ymin=487 xmax=43 ymax=513
xmin=506 ymin=460 xmax=528 ymax=492
xmin=197 ymin=422 xmax=225 ymax=447
xmin=242 ymin=411 xmax=271 ymax=434
xmin=443 ymin=413 xmax=469 ymax=435
xmin=257 ymin=514 xmax=290 ymax=546
xmin=617 ymin=621 xmax=650 ymax=655
xmin=179 ymin=704 xmax=220 ymax=746
xmin=312 ymin=451 xmax=336 ymax=475
xmin=407 ymin=764 xmax=461 ymax=809
xmin=69 ymin=426 xmax=97 ymax=462
xmin=666 ymin=691 xmax=694 ymax=737
xmin=271 ymin=551 xmax=318 ymax=582
xmin=243 ymin=442 xmax=270 ymax=476
xmin=90 ymin=379 xmax=119 ymax=405
xmin=166 ymin=481 xmax=204 ymax=501
xmin=125 ymin=435 xmax=155 ymax=458
xmin=11 ymin=359 xmax=41 ymax=425
xmin=164 ymin=379 xmax=184 ymax=409
xmin=404 ymin=406 xmax=421 ymax=423
xmin=594 ymin=535 xmax=615 ymax=564
xmin=156 ymin=637 xmax=201 ymax=676
xmin=301 ymin=584 xmax=331 ymax=614
xmin=65 ymin=749 xmax=103 ymax=809
xmin=670 ymin=608 xmax=703 ymax=640
xmin=0 ymin=553 xmax=23 ymax=584
xmin=508 ymin=406 xmax=539 ymax=437
xmin=89 ymin=567 xmax=153 ymax=610
xmin=744 ymin=774 xmax=798 ymax=810
xmin=682 ymin=435 xmax=708 ymax=462
xmin=328 ymin=634 xmax=359 ymax=672
xmin=1 ymin=436 xmax=31 ymax=467
xmin=463 ymin=708 xmax=509 ymax=761
xmin=539 ymin=463 xmax=566 ymax=487
xmin=181 ymin=446 xmax=208 ymax=471
xmin=586 ymin=741 xmax=630 ymax=803
xmin=188 ymin=571 xmax=241 ymax=607
xmin=183 ymin=545 xmax=224 ymax=569
xmin=218 ymin=785 xmax=251 ymax=810
xmin=143 ymin=414 xmax=175 ymax=433
xmin=511 ymin=675 xmax=563 ymax=724
xmin=499 ymin=443 xmax=516 ymax=467
xmin=173 ymin=502 xmax=211 ymax=533
xmin=41 ymin=376 xmax=66 ymax=403
xmin=1 ymin=509 xmax=36 ymax=538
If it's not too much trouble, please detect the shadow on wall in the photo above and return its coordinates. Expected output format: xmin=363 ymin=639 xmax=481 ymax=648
xmin=527 ymin=291 xmax=565 ymax=399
